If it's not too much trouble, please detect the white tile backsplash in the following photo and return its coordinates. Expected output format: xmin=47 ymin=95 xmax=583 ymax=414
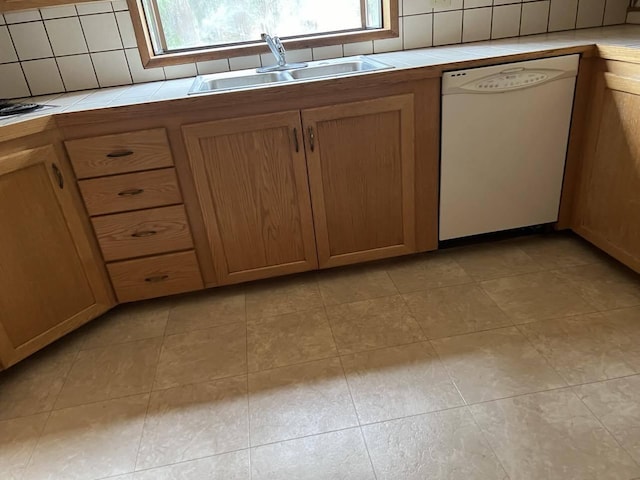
xmin=492 ymin=4 xmax=522 ymax=39
xmin=434 ymin=10 xmax=463 ymax=45
xmin=80 ymin=13 xmax=122 ymax=52
xmin=604 ymin=0 xmax=631 ymax=26
xmin=403 ymin=13 xmax=433 ymax=49
xmin=21 ymin=58 xmax=64 ymax=95
xmin=9 ymin=22 xmax=52 ymax=60
xmin=0 ymin=0 xmax=634 ymax=99
xmin=548 ymin=0 xmax=578 ymax=31
xmin=3 ymin=10 xmax=41 ymax=24
xmin=0 ymin=63 xmax=30 ymax=98
xmin=91 ymin=49 xmax=131 ymax=87
xmin=0 ymin=25 xmax=17 ymax=63
xmin=312 ymin=45 xmax=344 ymax=61
xmin=462 ymin=7 xmax=492 ymax=43
xmin=45 ymin=17 xmax=87 ymax=56
xmin=576 ymin=0 xmax=606 ymax=28
xmin=343 ymin=41 xmax=374 ymax=56
xmin=40 ymin=5 xmax=78 ymax=19
xmin=56 ymin=53 xmax=98 ymax=90
xmin=521 ymin=1 xmax=550 ymax=35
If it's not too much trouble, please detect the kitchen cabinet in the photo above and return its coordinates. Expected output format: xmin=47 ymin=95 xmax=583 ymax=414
xmin=183 ymin=111 xmax=318 ymax=285
xmin=66 ymin=128 xmax=204 ymax=302
xmin=183 ymin=94 xmax=418 ymax=282
xmin=573 ymin=62 xmax=640 ymax=273
xmin=303 ymin=94 xmax=416 ymax=268
xmin=0 ymin=144 xmax=114 ymax=368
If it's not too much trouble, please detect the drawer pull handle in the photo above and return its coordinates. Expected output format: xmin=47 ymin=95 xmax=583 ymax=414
xmin=107 ymin=150 xmax=134 ymax=158
xmin=51 ymin=163 xmax=64 ymax=189
xmin=118 ymin=188 xmax=145 ymax=196
xmin=145 ymin=274 xmax=169 ymax=283
xmin=308 ymin=127 xmax=315 ymax=152
xmin=131 ymin=230 xmax=157 ymax=238
xmin=293 ymin=128 xmax=299 ymax=152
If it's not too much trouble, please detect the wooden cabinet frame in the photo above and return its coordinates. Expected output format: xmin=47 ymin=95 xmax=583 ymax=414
xmin=303 ymin=94 xmax=416 ymax=268
xmin=572 ymin=60 xmax=640 ymax=272
xmin=0 ymin=143 xmax=114 ymax=367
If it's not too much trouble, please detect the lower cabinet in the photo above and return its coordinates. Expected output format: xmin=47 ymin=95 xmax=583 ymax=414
xmin=303 ymin=94 xmax=416 ymax=268
xmin=0 ymin=145 xmax=113 ymax=368
xmin=574 ymin=63 xmax=640 ymax=272
xmin=183 ymin=111 xmax=319 ymax=284
xmin=183 ymin=94 xmax=418 ymax=283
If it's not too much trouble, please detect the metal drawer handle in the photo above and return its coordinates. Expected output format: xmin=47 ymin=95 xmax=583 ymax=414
xmin=308 ymin=127 xmax=315 ymax=152
xmin=118 ymin=188 xmax=144 ymax=196
xmin=144 ymin=275 xmax=169 ymax=283
xmin=293 ymin=128 xmax=299 ymax=152
xmin=131 ymin=230 xmax=157 ymax=238
xmin=107 ymin=150 xmax=134 ymax=158
xmin=51 ymin=163 xmax=64 ymax=189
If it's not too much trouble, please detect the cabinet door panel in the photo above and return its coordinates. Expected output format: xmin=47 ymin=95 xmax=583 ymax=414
xmin=303 ymin=95 xmax=416 ymax=268
xmin=183 ymin=111 xmax=317 ymax=284
xmin=0 ymin=145 xmax=113 ymax=367
xmin=574 ymin=71 xmax=640 ymax=272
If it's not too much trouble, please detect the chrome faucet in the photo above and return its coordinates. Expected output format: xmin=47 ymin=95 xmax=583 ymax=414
xmin=262 ymin=33 xmax=286 ymax=67
xmin=257 ymin=33 xmax=307 ymax=73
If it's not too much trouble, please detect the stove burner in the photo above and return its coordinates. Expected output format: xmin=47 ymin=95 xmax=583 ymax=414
xmin=0 ymin=102 xmax=43 ymax=116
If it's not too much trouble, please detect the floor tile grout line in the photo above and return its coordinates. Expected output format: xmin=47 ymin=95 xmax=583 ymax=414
xmin=132 ymin=327 xmax=165 ymax=472
xmin=244 ymin=293 xmax=253 ymax=480
xmin=567 ymin=383 xmax=640 ymax=470
xmin=465 ymin=403 xmax=512 ymax=479
xmin=396 ymin=286 xmax=431 ymax=342
xmin=45 ymin=346 xmax=79 ymax=414
xmin=512 ymin=321 xmax=577 ymax=388
xmin=426 ymin=337 xmax=470 ymax=406
xmin=335 ymin=350 xmax=379 ymax=479
xmin=98 ymin=447 xmax=253 ymax=479
xmin=250 ymin=424 xmax=366 ymax=451
xmin=357 ymin=425 xmax=379 ymax=480
xmin=20 ymin=409 xmax=52 ymax=476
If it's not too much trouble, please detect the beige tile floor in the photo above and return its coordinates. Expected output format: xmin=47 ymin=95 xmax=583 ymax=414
xmin=2 ymin=233 xmax=640 ymax=480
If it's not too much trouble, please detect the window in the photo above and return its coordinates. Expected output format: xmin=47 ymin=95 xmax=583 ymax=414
xmin=129 ymin=0 xmax=398 ymax=67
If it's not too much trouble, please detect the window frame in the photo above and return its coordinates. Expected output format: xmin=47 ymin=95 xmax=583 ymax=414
xmin=127 ymin=0 xmax=399 ymax=68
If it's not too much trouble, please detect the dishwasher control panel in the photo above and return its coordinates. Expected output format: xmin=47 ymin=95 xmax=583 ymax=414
xmin=474 ymin=71 xmax=550 ymax=90
xmin=442 ymin=55 xmax=580 ymax=95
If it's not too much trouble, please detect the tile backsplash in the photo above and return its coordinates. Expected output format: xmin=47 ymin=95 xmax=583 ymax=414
xmin=0 ymin=0 xmax=633 ymax=99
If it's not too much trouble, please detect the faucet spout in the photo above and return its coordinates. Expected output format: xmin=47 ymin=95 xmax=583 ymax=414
xmin=257 ymin=33 xmax=307 ymax=73
xmin=261 ymin=33 xmax=286 ymax=67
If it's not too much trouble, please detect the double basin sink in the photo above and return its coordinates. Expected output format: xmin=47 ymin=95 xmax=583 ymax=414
xmin=189 ymin=56 xmax=393 ymax=95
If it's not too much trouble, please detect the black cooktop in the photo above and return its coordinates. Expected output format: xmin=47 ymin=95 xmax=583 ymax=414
xmin=0 ymin=101 xmax=43 ymax=116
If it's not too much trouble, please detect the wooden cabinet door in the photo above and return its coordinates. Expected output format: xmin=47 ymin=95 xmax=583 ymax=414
xmin=183 ymin=111 xmax=318 ymax=284
xmin=302 ymin=95 xmax=416 ymax=268
xmin=0 ymin=145 xmax=114 ymax=368
xmin=574 ymin=68 xmax=640 ymax=273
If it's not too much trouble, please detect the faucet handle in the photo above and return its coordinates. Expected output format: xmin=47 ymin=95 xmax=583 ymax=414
xmin=260 ymin=33 xmax=269 ymax=41
xmin=273 ymin=36 xmax=285 ymax=53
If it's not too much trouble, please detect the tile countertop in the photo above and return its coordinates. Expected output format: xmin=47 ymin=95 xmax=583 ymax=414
xmin=1 ymin=24 xmax=639 ymax=130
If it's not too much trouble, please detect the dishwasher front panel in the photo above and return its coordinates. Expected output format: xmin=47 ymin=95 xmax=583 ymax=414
xmin=439 ymin=61 xmax=578 ymax=241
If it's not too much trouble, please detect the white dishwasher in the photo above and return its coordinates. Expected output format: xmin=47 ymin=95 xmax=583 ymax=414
xmin=439 ymin=54 xmax=579 ymax=241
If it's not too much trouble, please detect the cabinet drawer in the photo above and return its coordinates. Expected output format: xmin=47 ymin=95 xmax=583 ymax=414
xmin=92 ymin=205 xmax=193 ymax=261
xmin=65 ymin=128 xmax=174 ymax=179
xmin=108 ymin=251 xmax=203 ymax=302
xmin=79 ymin=168 xmax=182 ymax=216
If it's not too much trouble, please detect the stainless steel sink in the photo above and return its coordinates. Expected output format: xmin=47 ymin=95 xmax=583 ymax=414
xmin=189 ymin=71 xmax=293 ymax=94
xmin=188 ymin=56 xmax=393 ymax=95
xmin=289 ymin=59 xmax=389 ymax=80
